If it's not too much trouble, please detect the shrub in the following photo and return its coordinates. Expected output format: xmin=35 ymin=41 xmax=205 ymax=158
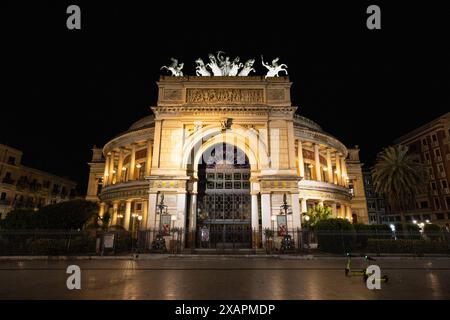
xmin=315 ymin=218 xmax=356 ymax=253
xmin=353 ymin=223 xmax=370 ymax=248
xmin=367 ymin=239 xmax=449 ymax=254
xmin=395 ymin=223 xmax=421 ymax=239
xmin=424 ymin=224 xmax=442 ymax=241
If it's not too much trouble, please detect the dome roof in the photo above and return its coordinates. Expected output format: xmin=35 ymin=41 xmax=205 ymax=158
xmin=128 ymin=114 xmax=155 ymax=131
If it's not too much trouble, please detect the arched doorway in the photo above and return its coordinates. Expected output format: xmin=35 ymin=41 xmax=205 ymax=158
xmin=197 ymin=143 xmax=252 ymax=248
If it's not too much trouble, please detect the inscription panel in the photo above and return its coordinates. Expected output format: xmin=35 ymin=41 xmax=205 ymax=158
xmin=186 ymin=88 xmax=264 ymax=104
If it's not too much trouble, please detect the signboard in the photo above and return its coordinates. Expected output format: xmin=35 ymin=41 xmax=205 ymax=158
xmin=161 ymin=214 xmax=171 ymax=236
xmin=277 ymin=215 xmax=287 ymax=236
xmin=201 ymin=226 xmax=210 ymax=242
xmin=103 ymin=233 xmax=115 ymax=249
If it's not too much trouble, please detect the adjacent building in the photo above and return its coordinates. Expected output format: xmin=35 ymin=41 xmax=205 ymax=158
xmin=362 ymin=169 xmax=389 ymax=224
xmin=0 ymin=144 xmax=77 ymax=218
xmin=388 ymin=112 xmax=450 ymax=225
xmin=86 ymin=74 xmax=369 ymax=248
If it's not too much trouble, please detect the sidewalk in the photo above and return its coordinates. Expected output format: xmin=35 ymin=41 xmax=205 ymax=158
xmin=1 ymin=253 xmax=449 ymax=261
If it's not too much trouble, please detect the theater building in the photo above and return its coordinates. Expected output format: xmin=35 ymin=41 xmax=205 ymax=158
xmin=86 ymin=75 xmax=368 ymax=247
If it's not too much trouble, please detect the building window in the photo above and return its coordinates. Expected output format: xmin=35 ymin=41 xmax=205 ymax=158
xmin=0 ymin=192 xmax=6 ymax=200
xmin=420 ymin=200 xmax=429 ymax=209
xmin=423 ymin=214 xmax=431 ymax=220
xmin=7 ymin=156 xmax=16 ymax=165
xmin=304 ymin=164 xmax=312 ymax=180
xmin=437 ymin=164 xmax=444 ymax=173
xmin=135 ymin=203 xmax=142 ymax=212
xmin=436 ymin=213 xmax=445 ymax=220
xmin=432 ymin=134 xmax=437 ymax=142
xmin=424 ymin=152 xmax=430 ymax=161
xmin=434 ymin=198 xmax=441 ymax=210
xmin=422 ymin=138 xmax=427 ymax=146
xmin=441 ymin=180 xmax=448 ymax=189
xmin=431 ymin=182 xmax=437 ymax=191
xmin=446 ymin=197 xmax=450 ymax=209
xmin=434 ymin=149 xmax=441 ymax=158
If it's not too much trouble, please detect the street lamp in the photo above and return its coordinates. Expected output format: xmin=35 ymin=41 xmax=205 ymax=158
xmin=279 ymin=193 xmax=294 ymax=252
xmin=156 ymin=194 xmax=168 ymax=231
xmin=279 ymin=193 xmax=292 ymax=235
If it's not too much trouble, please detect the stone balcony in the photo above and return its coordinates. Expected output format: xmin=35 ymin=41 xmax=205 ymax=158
xmin=298 ymin=179 xmax=352 ymax=202
xmin=100 ymin=180 xmax=149 ymax=202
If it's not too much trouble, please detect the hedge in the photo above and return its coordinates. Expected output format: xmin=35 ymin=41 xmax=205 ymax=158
xmin=315 ymin=218 xmax=356 ymax=253
xmin=367 ymin=239 xmax=449 ymax=254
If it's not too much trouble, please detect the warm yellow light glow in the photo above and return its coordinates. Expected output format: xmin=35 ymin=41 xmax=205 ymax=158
xmin=334 ymin=170 xmax=339 ymax=174
xmin=105 ymin=173 xmax=109 ymax=177
xmin=308 ymin=164 xmax=313 ymax=168
xmin=111 ymin=169 xmax=116 ymax=174
xmin=323 ymin=167 xmax=328 ymax=171
xmin=136 ymin=164 xmax=142 ymax=168
xmin=122 ymin=167 xmax=127 ymax=171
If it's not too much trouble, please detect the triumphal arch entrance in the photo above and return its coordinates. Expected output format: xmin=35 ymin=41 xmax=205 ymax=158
xmin=146 ymin=74 xmax=302 ymax=248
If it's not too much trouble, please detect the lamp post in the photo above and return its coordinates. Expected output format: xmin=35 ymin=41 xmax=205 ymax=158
xmin=156 ymin=194 xmax=168 ymax=232
xmin=279 ymin=193 xmax=292 ymax=236
xmin=279 ymin=193 xmax=293 ymax=252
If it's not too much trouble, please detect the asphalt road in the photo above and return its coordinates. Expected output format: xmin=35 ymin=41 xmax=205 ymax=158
xmin=0 ymin=256 xmax=449 ymax=299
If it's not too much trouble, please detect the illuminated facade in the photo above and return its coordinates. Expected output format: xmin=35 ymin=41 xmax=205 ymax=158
xmin=0 ymin=144 xmax=77 ymax=218
xmin=86 ymin=76 xmax=368 ymax=247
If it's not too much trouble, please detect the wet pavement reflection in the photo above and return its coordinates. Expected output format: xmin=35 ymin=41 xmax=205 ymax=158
xmin=0 ymin=257 xmax=449 ymax=299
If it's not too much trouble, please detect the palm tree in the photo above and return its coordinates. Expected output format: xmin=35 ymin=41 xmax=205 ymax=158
xmin=371 ymin=145 xmax=427 ymax=221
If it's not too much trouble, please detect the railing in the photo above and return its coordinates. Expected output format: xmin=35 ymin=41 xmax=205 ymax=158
xmin=1 ymin=228 xmax=449 ymax=256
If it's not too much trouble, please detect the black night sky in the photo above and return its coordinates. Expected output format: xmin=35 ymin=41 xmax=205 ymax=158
xmin=2 ymin=1 xmax=449 ymax=194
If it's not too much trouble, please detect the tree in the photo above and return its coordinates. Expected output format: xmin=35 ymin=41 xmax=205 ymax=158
xmin=371 ymin=145 xmax=427 ymax=221
xmin=1 ymin=200 xmax=99 ymax=230
xmin=304 ymin=204 xmax=332 ymax=227
xmin=0 ymin=209 xmax=40 ymax=229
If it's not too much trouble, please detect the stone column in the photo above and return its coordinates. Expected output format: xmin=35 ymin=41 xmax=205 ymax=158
xmin=261 ymin=193 xmax=271 ymax=240
xmin=251 ymin=193 xmax=260 ymax=249
xmin=314 ymin=143 xmax=322 ymax=181
xmin=326 ymin=149 xmax=333 ymax=183
xmin=147 ymin=193 xmax=157 ymax=229
xmin=145 ymin=140 xmax=153 ymax=177
xmin=142 ymin=200 xmax=148 ymax=230
xmin=124 ymin=200 xmax=132 ymax=230
xmin=340 ymin=204 xmax=345 ymax=218
xmin=335 ymin=153 xmax=341 ymax=185
xmin=346 ymin=205 xmax=352 ymax=219
xmin=129 ymin=145 xmax=136 ymax=181
xmin=117 ymin=149 xmax=124 ymax=183
xmin=341 ymin=158 xmax=348 ymax=187
xmin=331 ymin=203 xmax=337 ymax=216
xmin=291 ymin=193 xmax=301 ymax=231
xmin=99 ymin=202 xmax=105 ymax=218
xmin=300 ymin=198 xmax=308 ymax=214
xmin=108 ymin=151 xmax=115 ymax=185
xmin=152 ymin=120 xmax=162 ymax=169
xmin=103 ymin=155 xmax=110 ymax=187
xmin=188 ymin=192 xmax=197 ymax=248
xmin=297 ymin=140 xmax=305 ymax=178
xmin=189 ymin=193 xmax=197 ymax=231
xmin=111 ymin=202 xmax=119 ymax=226
xmin=176 ymin=193 xmax=186 ymax=229
xmin=251 ymin=193 xmax=259 ymax=230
